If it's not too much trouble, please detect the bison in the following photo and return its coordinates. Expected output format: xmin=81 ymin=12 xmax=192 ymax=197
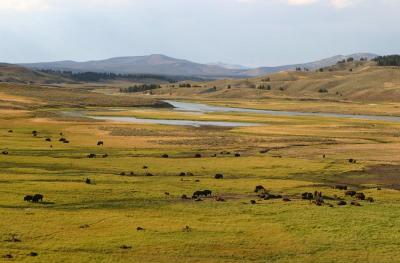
xmin=32 ymin=194 xmax=43 ymax=203
xmin=355 ymin=192 xmax=366 ymax=200
xmin=87 ymin=153 xmax=96 ymax=158
xmin=97 ymin=141 xmax=104 ymax=146
xmin=214 ymin=174 xmax=224 ymax=179
xmin=337 ymin=200 xmax=347 ymax=206
xmin=254 ymin=185 xmax=265 ymax=193
xmin=234 ymin=153 xmax=241 ymax=157
xmin=194 ymin=153 xmax=202 ymax=158
xmin=302 ymin=192 xmax=314 ymax=200
xmin=334 ymin=185 xmax=348 ymax=190
xmin=24 ymin=195 xmax=33 ymax=202
xmin=2 ymin=151 xmax=8 ymax=155
xmin=345 ymin=190 xmax=356 ymax=197
xmin=162 ymin=154 xmax=169 ymax=158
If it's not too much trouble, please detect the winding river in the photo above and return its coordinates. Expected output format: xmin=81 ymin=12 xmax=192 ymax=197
xmin=83 ymin=100 xmax=400 ymax=127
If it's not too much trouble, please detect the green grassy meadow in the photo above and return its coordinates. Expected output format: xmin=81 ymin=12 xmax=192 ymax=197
xmin=1 ymin=85 xmax=400 ymax=262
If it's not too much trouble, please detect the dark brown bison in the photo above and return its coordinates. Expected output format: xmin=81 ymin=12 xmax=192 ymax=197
xmin=194 ymin=153 xmax=202 ymax=158
xmin=214 ymin=174 xmax=224 ymax=179
xmin=351 ymin=201 xmax=361 ymax=206
xmin=8 ymin=130 xmax=13 ymax=133
xmin=302 ymin=192 xmax=314 ymax=200
xmin=102 ymin=154 xmax=108 ymax=158
xmin=203 ymin=190 xmax=212 ymax=196
xmin=250 ymin=200 xmax=256 ymax=204
xmin=2 ymin=151 xmax=8 ymax=155
xmin=282 ymin=197 xmax=291 ymax=202
xmin=334 ymin=185 xmax=347 ymax=190
xmin=162 ymin=154 xmax=169 ymax=158
xmin=85 ymin=178 xmax=91 ymax=184
xmin=337 ymin=200 xmax=347 ymax=206
xmin=355 ymin=192 xmax=366 ymax=200
xmin=97 ymin=141 xmax=104 ymax=146
xmin=181 ymin=194 xmax=189 ymax=199
xmin=45 ymin=138 xmax=51 ymax=142
xmin=87 ymin=153 xmax=96 ymax=158
xmin=366 ymin=197 xmax=374 ymax=203
xmin=235 ymin=153 xmax=241 ymax=157
xmin=24 ymin=195 xmax=33 ymax=202
xmin=254 ymin=185 xmax=265 ymax=193
xmin=179 ymin=172 xmax=186 ymax=176
xmin=32 ymin=194 xmax=43 ymax=203
xmin=345 ymin=190 xmax=356 ymax=197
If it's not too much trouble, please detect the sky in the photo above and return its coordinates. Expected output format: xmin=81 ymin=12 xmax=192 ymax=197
xmin=0 ymin=0 xmax=399 ymax=67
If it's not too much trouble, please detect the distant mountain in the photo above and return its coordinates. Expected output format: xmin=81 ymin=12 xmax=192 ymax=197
xmin=20 ymin=53 xmax=379 ymax=78
xmin=207 ymin=62 xmax=250 ymax=70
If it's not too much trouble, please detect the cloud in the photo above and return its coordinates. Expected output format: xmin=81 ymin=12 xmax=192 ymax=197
xmin=287 ymin=0 xmax=318 ymax=6
xmin=0 ymin=0 xmax=50 ymax=11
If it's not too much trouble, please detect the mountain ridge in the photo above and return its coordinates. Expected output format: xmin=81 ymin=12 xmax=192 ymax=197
xmin=19 ymin=53 xmax=379 ymax=78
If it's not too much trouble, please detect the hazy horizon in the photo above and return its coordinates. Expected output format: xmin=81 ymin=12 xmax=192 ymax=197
xmin=0 ymin=0 xmax=399 ymax=67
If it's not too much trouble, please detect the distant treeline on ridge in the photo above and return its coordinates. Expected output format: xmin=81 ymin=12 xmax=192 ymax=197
xmin=373 ymin=55 xmax=400 ymax=66
xmin=39 ymin=70 xmax=189 ymax=83
xmin=120 ymin=84 xmax=161 ymax=93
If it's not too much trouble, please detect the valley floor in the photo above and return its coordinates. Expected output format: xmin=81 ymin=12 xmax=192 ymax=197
xmin=1 ymin=85 xmax=400 ymax=262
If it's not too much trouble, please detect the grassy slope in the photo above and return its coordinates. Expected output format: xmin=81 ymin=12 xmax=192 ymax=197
xmin=149 ymin=62 xmax=400 ymax=105
xmin=1 ymin=86 xmax=400 ymax=262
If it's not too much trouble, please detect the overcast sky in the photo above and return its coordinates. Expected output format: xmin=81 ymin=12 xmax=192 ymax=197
xmin=0 ymin=0 xmax=399 ymax=66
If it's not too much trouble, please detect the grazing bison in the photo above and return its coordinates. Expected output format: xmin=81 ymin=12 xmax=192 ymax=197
xmin=120 ymin=172 xmax=126 ymax=176
xmin=8 ymin=130 xmax=13 ymax=133
xmin=259 ymin=149 xmax=269 ymax=154
xmin=59 ymin=138 xmax=67 ymax=142
xmin=45 ymin=138 xmax=51 ymax=142
xmin=87 ymin=153 xmax=96 ymax=158
xmin=2 ymin=151 xmax=8 ymax=155
xmin=164 ymin=192 xmax=170 ymax=196
xmin=162 ymin=154 xmax=169 ymax=158
xmin=334 ymin=185 xmax=348 ymax=190
xmin=203 ymin=190 xmax=212 ymax=197
xmin=194 ymin=153 xmax=202 ymax=158
xmin=314 ymin=191 xmax=324 ymax=206
xmin=282 ymin=197 xmax=291 ymax=202
xmin=192 ymin=190 xmax=205 ymax=198
xmin=32 ymin=131 xmax=38 ymax=136
xmin=337 ymin=200 xmax=347 ymax=206
xmin=215 ymin=197 xmax=225 ymax=202
xmin=181 ymin=194 xmax=189 ymax=199
xmin=355 ymin=192 xmax=366 ymax=200
xmin=24 ymin=195 xmax=33 ymax=202
xmin=351 ymin=201 xmax=361 ymax=206
xmin=146 ymin=172 xmax=154 ymax=177
xmin=345 ymin=190 xmax=357 ymax=197
xmin=302 ymin=192 xmax=314 ymax=200
xmin=136 ymin=227 xmax=145 ymax=231
xmin=214 ymin=174 xmax=224 ymax=179
xmin=63 ymin=140 xmax=70 ymax=144
xmin=366 ymin=197 xmax=374 ymax=203
xmin=254 ymin=185 xmax=265 ymax=193
xmin=179 ymin=172 xmax=186 ymax=176
xmin=235 ymin=153 xmax=241 ymax=157
xmin=102 ymin=154 xmax=108 ymax=158
xmin=143 ymin=166 xmax=148 ymax=169
xmin=32 ymin=194 xmax=43 ymax=203
xmin=85 ymin=178 xmax=91 ymax=184
xmin=250 ymin=200 xmax=256 ymax=204
xmin=348 ymin=158 xmax=357 ymax=164
xmin=97 ymin=141 xmax=104 ymax=146
xmin=323 ymin=154 xmax=326 ymax=158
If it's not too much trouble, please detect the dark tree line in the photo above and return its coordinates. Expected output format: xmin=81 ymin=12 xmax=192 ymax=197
xmin=373 ymin=55 xmax=400 ymax=66
xmin=120 ymin=84 xmax=161 ymax=93
xmin=40 ymin=70 xmax=186 ymax=83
